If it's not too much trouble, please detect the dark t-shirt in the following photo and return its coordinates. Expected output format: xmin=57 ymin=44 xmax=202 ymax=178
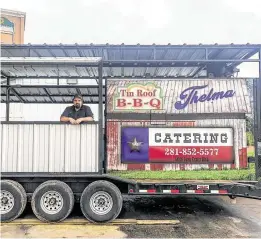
xmin=61 ymin=105 xmax=94 ymax=120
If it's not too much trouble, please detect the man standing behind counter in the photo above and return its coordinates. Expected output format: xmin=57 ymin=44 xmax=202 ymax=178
xmin=60 ymin=94 xmax=94 ymax=124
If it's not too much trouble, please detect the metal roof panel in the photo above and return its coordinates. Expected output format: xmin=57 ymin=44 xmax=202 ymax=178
xmin=1 ymin=44 xmax=258 ymax=60
xmin=1 ymin=85 xmax=105 ymax=104
xmin=1 ymin=44 xmax=259 ymax=79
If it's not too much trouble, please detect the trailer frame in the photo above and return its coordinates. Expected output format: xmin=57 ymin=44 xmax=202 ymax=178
xmin=1 ymin=43 xmax=261 ymax=223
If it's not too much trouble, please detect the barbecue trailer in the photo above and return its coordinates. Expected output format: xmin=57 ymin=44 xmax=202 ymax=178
xmin=1 ymin=44 xmax=261 ymax=223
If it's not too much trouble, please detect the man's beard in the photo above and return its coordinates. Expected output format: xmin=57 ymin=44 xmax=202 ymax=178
xmin=75 ymin=104 xmax=81 ymax=109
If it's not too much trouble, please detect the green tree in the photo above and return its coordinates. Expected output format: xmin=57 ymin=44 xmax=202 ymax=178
xmin=246 ymin=115 xmax=254 ymax=132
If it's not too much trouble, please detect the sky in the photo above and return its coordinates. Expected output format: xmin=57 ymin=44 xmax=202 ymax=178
xmin=1 ymin=0 xmax=261 ymax=44
xmin=1 ymin=0 xmax=261 ymax=77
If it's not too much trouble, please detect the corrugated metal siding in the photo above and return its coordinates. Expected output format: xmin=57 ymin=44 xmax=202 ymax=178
xmin=106 ymin=119 xmax=247 ymax=171
xmin=0 ymin=103 xmax=74 ymax=121
xmin=1 ymin=124 xmax=99 ymax=173
xmin=107 ymin=79 xmax=251 ymax=114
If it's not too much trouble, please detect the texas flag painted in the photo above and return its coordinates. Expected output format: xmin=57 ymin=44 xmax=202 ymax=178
xmin=121 ymin=127 xmax=234 ymax=164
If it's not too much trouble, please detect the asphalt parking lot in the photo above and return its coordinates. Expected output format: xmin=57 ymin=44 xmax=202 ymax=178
xmin=1 ymin=196 xmax=261 ymax=238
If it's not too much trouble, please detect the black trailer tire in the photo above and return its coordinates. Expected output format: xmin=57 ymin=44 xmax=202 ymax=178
xmin=0 ymin=180 xmax=27 ymax=222
xmin=80 ymin=180 xmax=123 ymax=223
xmin=31 ymin=180 xmax=74 ymax=223
xmin=229 ymin=195 xmax=237 ymax=199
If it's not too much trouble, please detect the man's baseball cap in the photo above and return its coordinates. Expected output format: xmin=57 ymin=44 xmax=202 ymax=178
xmin=73 ymin=94 xmax=83 ymax=100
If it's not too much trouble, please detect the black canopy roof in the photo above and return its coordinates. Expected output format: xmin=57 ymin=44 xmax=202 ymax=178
xmin=1 ymin=85 xmax=105 ymax=104
xmin=1 ymin=43 xmax=260 ymax=104
xmin=1 ymin=43 xmax=260 ymax=79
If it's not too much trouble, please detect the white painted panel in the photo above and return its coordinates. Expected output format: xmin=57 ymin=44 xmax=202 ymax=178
xmin=0 ymin=123 xmax=99 ymax=173
xmin=233 ymin=119 xmax=240 ymax=168
xmin=81 ymin=124 xmax=99 ymax=172
xmin=1 ymin=78 xmax=99 ymax=122
xmin=0 ymin=103 xmax=99 ymax=122
xmin=242 ymin=119 xmax=247 ymax=148
xmin=149 ymin=128 xmax=233 ymax=146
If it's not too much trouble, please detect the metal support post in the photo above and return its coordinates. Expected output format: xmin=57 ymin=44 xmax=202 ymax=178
xmin=103 ymin=78 xmax=108 ymax=174
xmin=254 ymin=48 xmax=261 ymax=179
xmin=98 ymin=61 xmax=104 ymax=174
xmin=6 ymin=77 xmax=10 ymax=121
xmin=205 ymin=48 xmax=209 ymax=60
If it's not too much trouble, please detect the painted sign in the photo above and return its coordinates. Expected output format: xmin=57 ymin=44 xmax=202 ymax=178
xmin=121 ymin=127 xmax=234 ymax=164
xmin=174 ymin=85 xmax=236 ymax=110
xmin=1 ymin=17 xmax=14 ymax=33
xmin=173 ymin=121 xmax=195 ymax=127
xmin=107 ymin=79 xmax=251 ymax=114
xmin=113 ymin=82 xmax=163 ymax=111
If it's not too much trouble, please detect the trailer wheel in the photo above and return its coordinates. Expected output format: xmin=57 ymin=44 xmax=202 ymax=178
xmin=31 ymin=180 xmax=74 ymax=222
xmin=80 ymin=180 xmax=123 ymax=223
xmin=229 ymin=195 xmax=237 ymax=199
xmin=0 ymin=180 xmax=27 ymax=222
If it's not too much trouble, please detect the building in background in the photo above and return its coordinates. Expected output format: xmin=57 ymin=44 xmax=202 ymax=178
xmin=1 ymin=8 xmax=26 ymax=44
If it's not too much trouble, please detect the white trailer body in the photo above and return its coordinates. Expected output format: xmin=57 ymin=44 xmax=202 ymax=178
xmin=1 ymin=123 xmax=99 ymax=173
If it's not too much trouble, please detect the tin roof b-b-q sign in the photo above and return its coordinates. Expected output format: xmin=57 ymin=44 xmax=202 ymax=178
xmin=107 ymin=78 xmax=251 ymax=114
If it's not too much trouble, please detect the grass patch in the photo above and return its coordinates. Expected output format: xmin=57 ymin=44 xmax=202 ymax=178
xmin=247 ymin=146 xmax=255 ymax=157
xmin=246 ymin=131 xmax=255 ymax=146
xmin=109 ymin=163 xmax=256 ymax=180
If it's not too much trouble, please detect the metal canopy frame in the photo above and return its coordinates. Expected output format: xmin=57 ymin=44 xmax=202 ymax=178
xmin=1 ymin=44 xmax=261 ymax=80
xmin=1 ymin=85 xmax=106 ymax=104
xmin=1 ymin=56 xmax=105 ymax=174
xmin=1 ymin=44 xmax=261 ymax=178
xmin=1 ymin=56 xmax=104 ymax=115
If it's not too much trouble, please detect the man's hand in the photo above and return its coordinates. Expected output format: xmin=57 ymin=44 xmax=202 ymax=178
xmin=75 ymin=118 xmax=83 ymax=124
xmin=69 ymin=118 xmax=77 ymax=124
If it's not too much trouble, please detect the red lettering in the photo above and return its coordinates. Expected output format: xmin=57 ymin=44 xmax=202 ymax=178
xmin=133 ymin=99 xmax=143 ymax=107
xmin=137 ymin=90 xmax=143 ymax=97
xmin=149 ymin=98 xmax=161 ymax=109
xmin=137 ymin=90 xmax=157 ymax=97
xmin=119 ymin=89 xmax=126 ymax=97
xmin=117 ymin=99 xmax=126 ymax=107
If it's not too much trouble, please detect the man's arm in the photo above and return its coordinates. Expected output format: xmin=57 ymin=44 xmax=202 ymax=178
xmin=76 ymin=106 xmax=94 ymax=123
xmin=60 ymin=107 xmax=76 ymax=124
xmin=80 ymin=117 xmax=93 ymax=122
